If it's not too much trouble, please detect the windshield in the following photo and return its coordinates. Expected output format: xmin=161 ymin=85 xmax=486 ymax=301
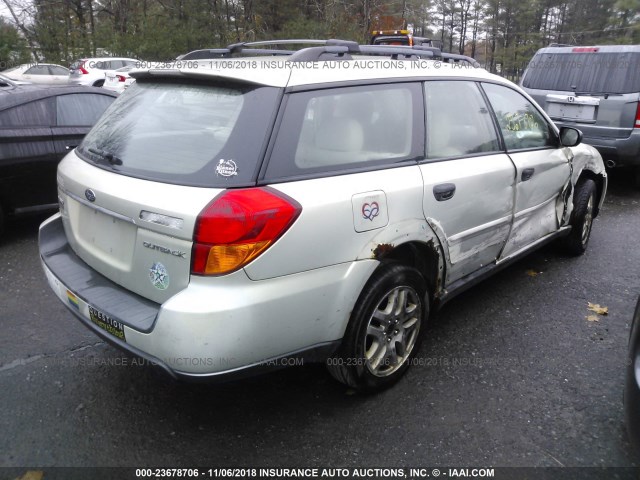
xmin=77 ymin=79 xmax=281 ymax=187
xmin=523 ymin=52 xmax=640 ymax=94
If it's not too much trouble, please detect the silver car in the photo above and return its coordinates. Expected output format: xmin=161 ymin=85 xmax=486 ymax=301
xmin=68 ymin=57 xmax=138 ymax=87
xmin=39 ymin=43 xmax=607 ymax=392
xmin=522 ymin=44 xmax=640 ymax=186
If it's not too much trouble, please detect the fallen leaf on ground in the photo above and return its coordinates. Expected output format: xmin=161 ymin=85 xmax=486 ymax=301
xmin=526 ymin=269 xmax=540 ymax=277
xmin=587 ymin=302 xmax=608 ymax=316
xmin=586 ymin=315 xmax=600 ymax=322
xmin=14 ymin=472 xmax=44 ymax=480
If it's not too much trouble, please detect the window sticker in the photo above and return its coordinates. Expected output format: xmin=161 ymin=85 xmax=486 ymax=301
xmin=149 ymin=262 xmax=170 ymax=290
xmin=215 ymin=159 xmax=238 ymax=177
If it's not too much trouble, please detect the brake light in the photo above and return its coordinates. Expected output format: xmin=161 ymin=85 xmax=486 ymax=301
xmin=191 ymin=188 xmax=302 ymax=276
xmin=117 ymin=75 xmax=126 ymax=82
xmin=635 ymin=102 xmax=640 ymax=128
xmin=572 ymin=47 xmax=599 ymax=53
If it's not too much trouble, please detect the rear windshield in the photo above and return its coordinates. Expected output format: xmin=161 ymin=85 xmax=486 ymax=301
xmin=77 ymin=80 xmax=280 ymax=187
xmin=372 ymin=36 xmax=411 ymax=46
xmin=522 ymin=52 xmax=640 ymax=94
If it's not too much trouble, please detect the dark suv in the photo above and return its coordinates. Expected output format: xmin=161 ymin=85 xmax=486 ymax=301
xmin=522 ymin=45 xmax=640 ymax=185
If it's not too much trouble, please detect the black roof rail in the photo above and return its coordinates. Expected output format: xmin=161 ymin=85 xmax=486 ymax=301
xmin=244 ymin=39 xmax=328 ymax=47
xmin=289 ymin=43 xmax=481 ymax=66
xmin=438 ymin=52 xmax=481 ymax=68
xmin=326 ymin=39 xmax=362 ymax=50
xmin=288 ymin=45 xmax=353 ymax=62
xmin=290 ymin=42 xmax=437 ymax=62
xmin=179 ymin=39 xmax=337 ymax=60
xmin=178 ymin=40 xmax=481 ymax=66
xmin=181 ymin=48 xmax=293 ymax=59
xmin=411 ymin=45 xmax=443 ymax=59
xmin=548 ymin=43 xmax=574 ymax=47
xmin=359 ymin=45 xmax=437 ymax=59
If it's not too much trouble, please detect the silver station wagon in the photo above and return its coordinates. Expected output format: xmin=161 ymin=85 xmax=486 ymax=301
xmin=39 ymin=41 xmax=607 ymax=391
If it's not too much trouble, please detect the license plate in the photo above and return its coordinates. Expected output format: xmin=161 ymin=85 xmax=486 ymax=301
xmin=88 ymin=304 xmax=126 ymax=341
xmin=547 ymin=102 xmax=596 ymax=121
xmin=107 ymin=76 xmax=115 ymax=81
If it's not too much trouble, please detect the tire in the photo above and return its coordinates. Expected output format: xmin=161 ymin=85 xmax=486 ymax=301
xmin=93 ymin=80 xmax=104 ymax=87
xmin=634 ymin=167 xmax=640 ymax=189
xmin=0 ymin=204 xmax=4 ymax=238
xmin=327 ymin=263 xmax=428 ymax=392
xmin=563 ymin=178 xmax=596 ymax=255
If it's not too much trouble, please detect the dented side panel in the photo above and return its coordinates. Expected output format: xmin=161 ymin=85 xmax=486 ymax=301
xmin=420 ymin=154 xmax=516 ymax=285
xmin=567 ymin=143 xmax=608 ymax=218
xmin=500 ymin=148 xmax=570 ymax=258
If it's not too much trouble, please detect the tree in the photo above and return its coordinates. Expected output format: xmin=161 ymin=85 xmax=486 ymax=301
xmin=0 ymin=16 xmax=30 ymax=69
xmin=0 ymin=0 xmax=637 ymax=66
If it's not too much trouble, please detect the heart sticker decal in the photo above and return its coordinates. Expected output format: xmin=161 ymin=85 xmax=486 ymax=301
xmin=362 ymin=202 xmax=380 ymax=221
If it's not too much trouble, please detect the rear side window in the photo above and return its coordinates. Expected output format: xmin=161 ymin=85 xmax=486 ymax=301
xmin=50 ymin=66 xmax=69 ymax=75
xmin=522 ymin=52 xmax=640 ymax=94
xmin=424 ymin=81 xmax=500 ymax=159
xmin=266 ymin=83 xmax=423 ymax=179
xmin=0 ymin=99 xmax=54 ymax=127
xmin=77 ymin=80 xmax=281 ymax=187
xmin=57 ymin=94 xmax=115 ymax=126
xmin=24 ymin=65 xmax=50 ymax=75
xmin=482 ymin=83 xmax=556 ymax=151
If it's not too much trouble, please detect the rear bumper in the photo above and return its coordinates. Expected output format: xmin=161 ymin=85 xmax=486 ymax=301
xmin=569 ymin=129 xmax=640 ymax=167
xmin=39 ymin=214 xmax=375 ymax=379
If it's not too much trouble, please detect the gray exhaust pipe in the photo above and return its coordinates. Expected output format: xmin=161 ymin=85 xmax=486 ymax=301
xmin=605 ymin=159 xmax=616 ymax=169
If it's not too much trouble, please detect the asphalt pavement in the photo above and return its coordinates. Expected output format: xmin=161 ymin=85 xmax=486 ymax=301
xmin=1 ymin=170 xmax=639 ymax=477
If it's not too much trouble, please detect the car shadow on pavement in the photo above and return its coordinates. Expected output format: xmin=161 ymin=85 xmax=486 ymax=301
xmin=0 ymin=212 xmax=51 ymax=246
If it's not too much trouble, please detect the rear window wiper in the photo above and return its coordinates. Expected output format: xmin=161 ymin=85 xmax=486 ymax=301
xmin=88 ymin=147 xmax=123 ymax=166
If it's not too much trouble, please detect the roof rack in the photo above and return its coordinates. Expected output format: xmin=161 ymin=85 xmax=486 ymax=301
xmin=176 ymin=39 xmax=481 ymax=67
xmin=288 ymin=40 xmax=481 ymax=67
xmin=178 ymin=40 xmax=331 ymax=60
xmin=548 ymin=43 xmax=574 ymax=48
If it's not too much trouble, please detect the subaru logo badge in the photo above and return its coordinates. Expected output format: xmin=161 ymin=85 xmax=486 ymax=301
xmin=85 ymin=189 xmax=96 ymax=202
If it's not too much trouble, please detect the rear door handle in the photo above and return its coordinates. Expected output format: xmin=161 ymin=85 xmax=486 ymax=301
xmin=433 ymin=183 xmax=456 ymax=201
xmin=521 ymin=168 xmax=535 ymax=181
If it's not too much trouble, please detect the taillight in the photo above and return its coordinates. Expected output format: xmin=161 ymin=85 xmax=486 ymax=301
xmin=79 ymin=62 xmax=89 ymax=74
xmin=191 ymin=187 xmax=302 ymax=276
xmin=117 ymin=75 xmax=126 ymax=82
xmin=635 ymin=102 xmax=640 ymax=128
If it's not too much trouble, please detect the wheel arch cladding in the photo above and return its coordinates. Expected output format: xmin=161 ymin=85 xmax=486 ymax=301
xmin=370 ymin=240 xmax=444 ymax=304
xmin=577 ymin=168 xmax=606 ymax=217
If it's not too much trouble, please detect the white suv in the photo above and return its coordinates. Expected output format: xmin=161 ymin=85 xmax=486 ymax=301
xmin=68 ymin=57 xmax=138 ymax=87
xmin=39 ymin=42 xmax=607 ymax=391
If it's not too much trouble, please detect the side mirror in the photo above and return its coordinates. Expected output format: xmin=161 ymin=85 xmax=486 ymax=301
xmin=559 ymin=127 xmax=582 ymax=147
